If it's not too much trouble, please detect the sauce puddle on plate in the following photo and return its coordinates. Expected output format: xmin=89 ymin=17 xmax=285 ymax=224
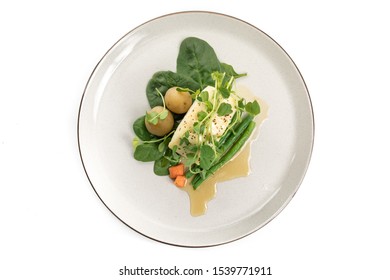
xmin=182 ymin=86 xmax=269 ymax=216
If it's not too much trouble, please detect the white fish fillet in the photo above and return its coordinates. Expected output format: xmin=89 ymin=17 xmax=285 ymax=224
xmin=168 ymin=86 xmax=237 ymax=156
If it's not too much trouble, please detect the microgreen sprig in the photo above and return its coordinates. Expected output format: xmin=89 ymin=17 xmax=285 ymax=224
xmin=132 ymin=129 xmax=175 ymax=149
xmin=146 ymin=88 xmax=169 ymax=125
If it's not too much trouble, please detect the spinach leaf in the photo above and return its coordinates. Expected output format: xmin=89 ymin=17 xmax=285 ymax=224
xmin=220 ymin=62 xmax=247 ymax=79
xmin=133 ymin=116 xmax=154 ymax=141
xmin=146 ymin=71 xmax=199 ymax=108
xmin=153 ymin=157 xmax=171 ymax=176
xmin=176 ymin=37 xmax=221 ymax=89
xmin=134 ymin=143 xmax=163 ymax=162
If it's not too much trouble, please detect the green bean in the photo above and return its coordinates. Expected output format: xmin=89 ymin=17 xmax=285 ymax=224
xmin=192 ymin=120 xmax=256 ymax=189
xmin=217 ymin=112 xmax=239 ymax=148
xmin=217 ymin=114 xmax=254 ymax=153
xmin=191 ymin=115 xmax=253 ymax=187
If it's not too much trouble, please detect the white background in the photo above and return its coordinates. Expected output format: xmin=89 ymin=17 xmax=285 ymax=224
xmin=1 ymin=1 xmax=389 ymax=279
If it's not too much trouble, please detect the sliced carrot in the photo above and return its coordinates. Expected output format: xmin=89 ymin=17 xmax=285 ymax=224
xmin=168 ymin=163 xmax=185 ymax=179
xmin=174 ymin=175 xmax=187 ymax=188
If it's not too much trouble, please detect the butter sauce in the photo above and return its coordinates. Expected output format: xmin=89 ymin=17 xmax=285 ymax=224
xmin=182 ymin=86 xmax=269 ymax=216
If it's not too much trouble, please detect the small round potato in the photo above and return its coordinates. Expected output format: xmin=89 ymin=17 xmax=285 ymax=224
xmin=164 ymin=87 xmax=192 ymax=114
xmin=144 ymin=106 xmax=174 ymax=136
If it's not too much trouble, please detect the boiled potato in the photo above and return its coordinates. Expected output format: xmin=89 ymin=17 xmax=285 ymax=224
xmin=164 ymin=87 xmax=192 ymax=114
xmin=145 ymin=106 xmax=174 ymax=136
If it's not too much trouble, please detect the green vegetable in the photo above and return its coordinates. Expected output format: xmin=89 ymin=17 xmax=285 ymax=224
xmin=146 ymin=109 xmax=169 ymax=125
xmin=146 ymin=71 xmax=199 ymax=108
xmin=134 ymin=143 xmax=163 ymax=162
xmin=133 ymin=116 xmax=154 ymax=141
xmin=158 ymin=136 xmax=171 ymax=153
xmin=220 ymin=62 xmax=247 ymax=79
xmin=153 ymin=157 xmax=172 ymax=176
xmin=133 ymin=129 xmax=175 ymax=164
xmin=192 ymin=120 xmax=256 ymax=189
xmin=217 ymin=103 xmax=233 ymax=116
xmin=176 ymin=37 xmax=221 ymax=89
xmin=197 ymin=111 xmax=208 ymax=121
xmin=145 ymin=88 xmax=170 ymax=125
xmin=199 ymin=145 xmax=216 ymax=170
xmin=191 ymin=114 xmax=254 ymax=186
xmin=218 ymin=115 xmax=254 ymax=152
xmin=245 ymin=100 xmax=261 ymax=116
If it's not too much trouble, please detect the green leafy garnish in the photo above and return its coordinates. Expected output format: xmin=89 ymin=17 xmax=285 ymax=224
xmin=197 ymin=111 xmax=208 ymax=121
xmin=159 ymin=109 xmax=168 ymax=120
xmin=145 ymin=110 xmax=159 ymax=125
xmin=199 ymin=145 xmax=216 ymax=170
xmin=217 ymin=103 xmax=233 ymax=116
xmin=198 ymin=90 xmax=209 ymax=102
xmin=146 ymin=88 xmax=169 ymax=125
xmin=245 ymin=100 xmax=261 ymax=116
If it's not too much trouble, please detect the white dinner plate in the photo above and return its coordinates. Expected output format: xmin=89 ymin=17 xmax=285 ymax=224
xmin=78 ymin=11 xmax=314 ymax=247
